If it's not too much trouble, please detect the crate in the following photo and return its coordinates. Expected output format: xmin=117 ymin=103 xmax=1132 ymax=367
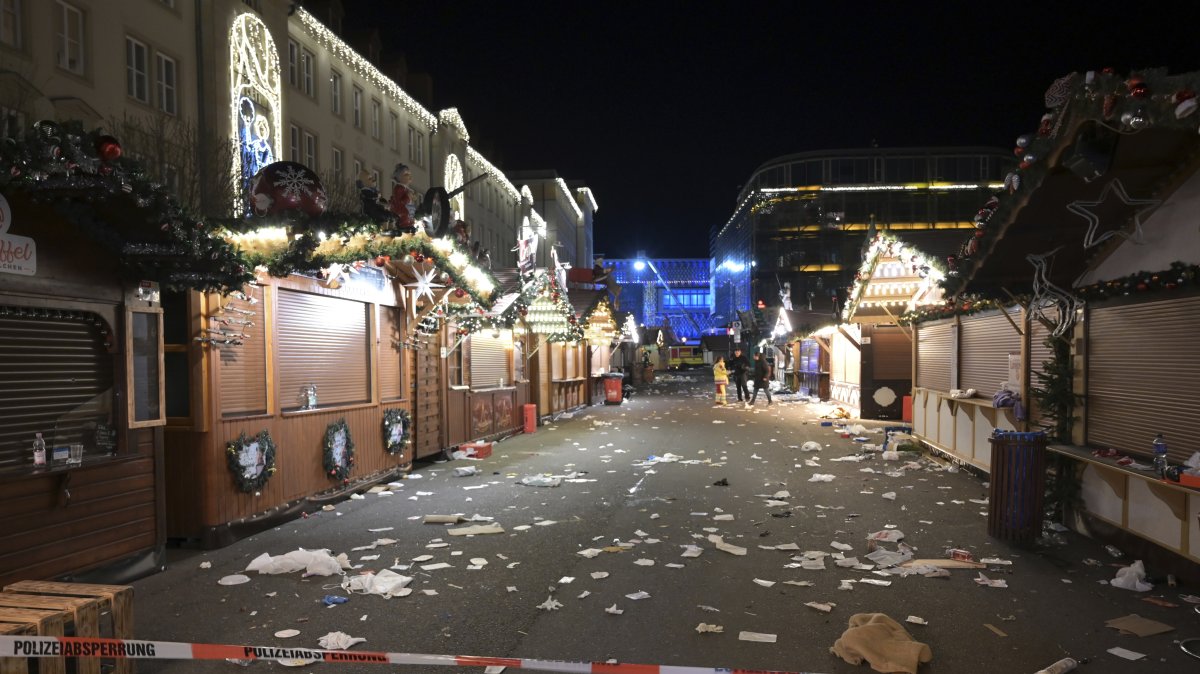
xmin=3 ymin=581 xmax=134 ymax=674
xmin=0 ymin=594 xmax=102 ymax=674
xmin=459 ymin=442 xmax=492 ymax=459
xmin=0 ymin=622 xmax=34 ymax=674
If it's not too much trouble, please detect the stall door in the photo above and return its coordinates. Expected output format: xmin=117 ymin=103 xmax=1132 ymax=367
xmin=861 ymin=323 xmax=910 ymax=420
xmin=413 ymin=338 xmax=443 ymax=459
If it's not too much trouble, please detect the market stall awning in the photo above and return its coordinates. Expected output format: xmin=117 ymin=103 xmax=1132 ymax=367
xmin=843 ymin=236 xmax=945 ymax=323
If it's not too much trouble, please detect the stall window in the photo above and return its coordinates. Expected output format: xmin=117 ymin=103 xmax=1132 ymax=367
xmin=447 ymin=331 xmax=466 ymax=387
xmin=377 ymin=304 xmax=404 ymax=401
xmin=162 ymin=290 xmax=191 ymax=421
xmin=127 ymin=308 xmax=165 ymax=427
xmin=276 ymin=289 xmax=369 ymax=410
xmin=0 ymin=306 xmax=116 ymax=470
xmin=470 ymin=330 xmax=510 ymax=389
xmin=512 ymin=336 xmax=525 ymax=381
xmin=550 ymin=343 xmax=564 ymax=380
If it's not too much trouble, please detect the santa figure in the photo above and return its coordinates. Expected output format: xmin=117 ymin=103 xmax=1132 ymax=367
xmin=388 ymin=163 xmax=417 ymax=231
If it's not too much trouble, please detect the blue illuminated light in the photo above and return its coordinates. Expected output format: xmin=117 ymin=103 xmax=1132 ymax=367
xmin=633 ymin=260 xmax=646 ymax=271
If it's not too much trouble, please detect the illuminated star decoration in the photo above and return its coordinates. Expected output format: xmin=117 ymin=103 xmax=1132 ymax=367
xmin=1066 ymin=178 xmax=1161 ymax=249
xmin=405 ymin=266 xmax=444 ymax=318
xmin=1026 ymin=247 xmax=1083 ymax=339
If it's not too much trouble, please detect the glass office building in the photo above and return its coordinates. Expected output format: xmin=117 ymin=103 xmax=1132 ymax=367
xmin=711 ymin=147 xmax=1014 ymax=321
xmin=606 ymin=258 xmax=717 ymax=341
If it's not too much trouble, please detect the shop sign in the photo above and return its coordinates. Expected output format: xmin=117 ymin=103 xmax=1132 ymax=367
xmin=0 ymin=193 xmax=37 ymax=276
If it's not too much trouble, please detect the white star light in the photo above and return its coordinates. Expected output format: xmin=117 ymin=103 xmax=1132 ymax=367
xmin=1066 ymin=178 xmax=1161 ymax=249
xmin=405 ymin=266 xmax=444 ymax=317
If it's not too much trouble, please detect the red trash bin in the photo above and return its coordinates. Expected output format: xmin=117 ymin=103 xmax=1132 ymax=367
xmin=603 ymin=374 xmax=624 ymax=405
xmin=523 ymin=403 xmax=537 ymax=434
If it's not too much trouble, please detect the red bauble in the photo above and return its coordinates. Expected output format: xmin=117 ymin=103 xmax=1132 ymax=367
xmin=454 ymin=288 xmax=466 ymax=298
xmin=1125 ymin=76 xmax=1149 ymax=98
xmin=249 ymin=161 xmax=327 ymax=218
xmin=95 ymin=135 xmax=122 ymax=162
xmin=374 ymin=255 xmax=390 ymax=267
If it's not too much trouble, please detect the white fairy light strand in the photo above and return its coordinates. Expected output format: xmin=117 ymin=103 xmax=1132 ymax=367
xmin=556 ymin=178 xmax=583 ymax=221
xmin=577 ymin=187 xmax=599 ymax=213
xmin=467 ymin=146 xmax=520 ymax=201
xmin=229 ymin=14 xmax=283 ymax=210
xmin=295 ymin=9 xmax=437 ymax=130
xmin=437 ymin=108 xmax=470 ymax=142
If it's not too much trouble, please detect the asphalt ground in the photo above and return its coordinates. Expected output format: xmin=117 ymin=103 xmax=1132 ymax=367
xmin=130 ymin=372 xmax=1199 ymax=674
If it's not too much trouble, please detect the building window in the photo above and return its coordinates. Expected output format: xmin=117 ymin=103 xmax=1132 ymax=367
xmin=370 ymin=98 xmax=380 ymax=139
xmin=289 ymin=124 xmax=300 ymax=162
xmin=389 ymin=112 xmax=399 ymax=150
xmin=352 ymin=85 xmax=362 ymax=128
xmin=300 ymin=48 xmax=314 ymax=97
xmin=1 ymin=0 xmax=21 ymax=49
xmin=408 ymin=126 xmax=424 ymax=166
xmin=447 ymin=334 xmax=465 ymax=387
xmin=156 ymin=52 xmax=177 ymax=115
xmin=54 ymin=1 xmax=84 ymax=75
xmin=303 ymin=131 xmax=316 ymax=170
xmin=329 ymin=69 xmax=341 ymax=115
xmin=352 ymin=158 xmax=362 ymax=181
xmin=286 ymin=39 xmax=298 ymax=87
xmin=125 ymin=37 xmax=149 ymax=103
xmin=331 ymin=146 xmax=343 ymax=185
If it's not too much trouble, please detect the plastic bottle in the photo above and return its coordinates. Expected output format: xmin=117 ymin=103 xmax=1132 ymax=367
xmin=32 ymin=432 xmax=46 ymax=467
xmin=1152 ymin=433 xmax=1168 ymax=477
xmin=1034 ymin=657 xmax=1078 ymax=674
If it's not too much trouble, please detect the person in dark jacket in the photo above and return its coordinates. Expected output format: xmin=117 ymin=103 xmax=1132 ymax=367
xmin=749 ymin=351 xmax=773 ymax=406
xmin=728 ymin=347 xmax=751 ymax=402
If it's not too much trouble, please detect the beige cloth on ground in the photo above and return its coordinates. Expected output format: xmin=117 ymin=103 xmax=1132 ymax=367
xmin=830 ymin=612 xmax=933 ymax=674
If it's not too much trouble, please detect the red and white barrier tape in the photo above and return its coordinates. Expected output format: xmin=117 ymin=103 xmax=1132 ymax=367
xmin=0 ymin=636 xmax=825 ymax=674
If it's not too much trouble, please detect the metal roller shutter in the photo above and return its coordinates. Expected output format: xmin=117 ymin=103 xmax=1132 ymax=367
xmin=872 ymin=325 xmax=911 ymax=380
xmin=1087 ymin=296 xmax=1200 ymax=464
xmin=0 ymin=307 xmax=115 ymax=470
xmin=276 ymin=289 xmax=370 ymax=410
xmin=916 ymin=320 xmax=953 ymax=392
xmin=470 ymin=333 xmax=510 ymax=389
xmin=218 ymin=286 xmax=267 ymax=417
xmin=378 ymin=305 xmax=403 ymax=401
xmin=959 ymin=308 xmax=1021 ymax=397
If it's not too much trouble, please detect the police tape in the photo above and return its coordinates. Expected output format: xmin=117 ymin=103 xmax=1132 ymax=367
xmin=0 ymin=635 xmax=826 ymax=674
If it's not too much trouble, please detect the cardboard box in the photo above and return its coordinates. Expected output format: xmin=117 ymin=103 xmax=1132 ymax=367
xmin=459 ymin=442 xmax=492 ymax=459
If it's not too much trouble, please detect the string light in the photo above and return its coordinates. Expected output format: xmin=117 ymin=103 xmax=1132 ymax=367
xmin=556 ymin=178 xmax=583 ymax=221
xmin=437 ymin=108 xmax=470 ymax=141
xmin=577 ymin=187 xmax=599 ymax=213
xmin=842 ymin=235 xmax=946 ymax=321
xmin=229 ymin=13 xmax=282 ymax=213
xmin=467 ymin=146 xmax=520 ymax=201
xmin=296 ymin=9 xmax=437 ymax=129
xmin=530 ymin=209 xmax=547 ymax=237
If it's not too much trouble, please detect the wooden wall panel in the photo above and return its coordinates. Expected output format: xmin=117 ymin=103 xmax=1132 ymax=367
xmin=0 ymin=456 xmax=157 ymax=586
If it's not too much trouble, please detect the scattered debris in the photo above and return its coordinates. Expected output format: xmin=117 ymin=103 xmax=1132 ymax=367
xmin=695 ymin=623 xmax=724 ymax=634
xmin=738 ymin=631 xmax=777 ymax=643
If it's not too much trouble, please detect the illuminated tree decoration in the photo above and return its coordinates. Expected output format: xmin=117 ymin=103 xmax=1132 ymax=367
xmin=230 ymin=13 xmax=282 ymax=215
xmin=444 ymin=153 xmax=465 ymax=220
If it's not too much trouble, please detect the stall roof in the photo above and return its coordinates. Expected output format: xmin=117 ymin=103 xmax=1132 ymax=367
xmin=947 ymin=68 xmax=1200 ymax=299
xmin=843 ymin=236 xmax=946 ymax=324
xmin=568 ymin=288 xmax=608 ymax=320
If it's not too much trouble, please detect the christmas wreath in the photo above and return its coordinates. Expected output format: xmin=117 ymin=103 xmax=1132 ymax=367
xmin=382 ymin=408 xmax=412 ymax=455
xmin=225 ymin=430 xmax=277 ymax=493
xmin=322 ymin=418 xmax=355 ymax=482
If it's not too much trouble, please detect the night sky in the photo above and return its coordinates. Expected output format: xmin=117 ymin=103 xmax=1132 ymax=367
xmin=344 ymin=1 xmax=1199 ymax=259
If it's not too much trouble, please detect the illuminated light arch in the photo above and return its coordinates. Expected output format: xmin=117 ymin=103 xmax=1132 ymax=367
xmin=444 ymin=154 xmax=464 ymax=220
xmin=229 ymin=13 xmax=282 ymax=214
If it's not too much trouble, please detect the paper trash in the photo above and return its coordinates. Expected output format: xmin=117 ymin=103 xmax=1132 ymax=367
xmin=625 ymin=591 xmax=651 ymax=600
xmin=274 ymin=629 xmax=301 ymax=638
xmin=707 ymin=534 xmax=747 ymax=556
xmin=905 ymin=616 xmax=928 ymax=625
xmin=695 ymin=623 xmax=724 ymax=634
xmin=867 ymin=530 xmax=904 ymax=543
xmin=448 ymin=522 xmax=505 ymax=536
xmin=217 ymin=574 xmax=251 ymax=586
xmin=805 ymin=602 xmax=835 ymax=613
xmin=341 ymin=570 xmax=413 ymax=598
xmin=536 ymin=596 xmax=563 ymax=611
xmin=605 ymin=604 xmax=624 ymax=615
xmin=974 ymin=573 xmax=1008 ymax=588
xmin=1111 ymin=560 xmax=1153 ymax=592
xmin=245 ymin=549 xmax=347 ymax=577
xmin=518 ymin=475 xmax=561 ymax=488
xmin=317 ymin=632 xmax=366 ymax=650
xmin=801 ymin=441 xmax=822 ymax=452
xmin=738 ymin=631 xmax=777 ymax=643
xmin=590 ymin=571 xmax=609 ymax=579
xmin=809 ymin=474 xmax=835 ymax=482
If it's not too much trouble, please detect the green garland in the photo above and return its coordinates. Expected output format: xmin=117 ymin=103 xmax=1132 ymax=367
xmin=225 ymin=430 xmax=277 ymax=493
xmin=322 ymin=418 xmax=355 ymax=482
xmin=1075 ymin=261 xmax=1199 ymax=301
xmin=897 ymin=297 xmax=1019 ymax=325
xmin=1031 ymin=336 xmax=1082 ymax=520
xmin=382 ymin=408 xmax=412 ymax=455
xmin=0 ymin=120 xmax=252 ymax=293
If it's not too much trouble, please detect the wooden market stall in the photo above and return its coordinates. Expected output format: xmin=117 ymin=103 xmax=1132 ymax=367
xmin=905 ymin=67 xmax=1200 ymax=573
xmin=164 ymin=225 xmax=496 ymax=544
xmin=571 ymin=290 xmax=617 ymax=405
xmin=523 ymin=271 xmax=586 ymax=418
xmin=0 ymin=124 xmax=254 ymax=584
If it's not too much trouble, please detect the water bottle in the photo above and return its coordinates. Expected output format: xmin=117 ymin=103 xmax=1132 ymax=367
xmin=1152 ymin=433 xmax=1168 ymax=477
xmin=1034 ymin=658 xmax=1078 ymax=674
xmin=33 ymin=432 xmax=46 ymax=467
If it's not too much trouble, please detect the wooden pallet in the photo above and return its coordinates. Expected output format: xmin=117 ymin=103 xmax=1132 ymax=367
xmin=0 ymin=594 xmax=102 ymax=674
xmin=0 ymin=622 xmax=34 ymax=674
xmin=0 ymin=607 xmax=65 ymax=674
xmin=3 ymin=581 xmax=134 ymax=674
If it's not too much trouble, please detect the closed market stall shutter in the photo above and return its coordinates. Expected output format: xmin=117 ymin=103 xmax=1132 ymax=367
xmin=842 ymin=326 xmax=861 ymax=385
xmin=378 ymin=304 xmax=403 ymax=401
xmin=1027 ymin=315 xmax=1055 ymax=429
xmin=470 ymin=333 xmax=509 ymax=389
xmin=550 ymin=343 xmax=564 ymax=380
xmin=0 ymin=308 xmax=115 ymax=469
xmin=1087 ymin=296 xmax=1200 ymax=464
xmin=959 ymin=308 xmax=1021 ymax=397
xmin=277 ymin=289 xmax=370 ymax=410
xmin=219 ymin=286 xmax=267 ymax=417
xmin=872 ymin=325 xmax=911 ymax=380
xmin=590 ymin=343 xmax=610 ymax=375
xmin=916 ymin=320 xmax=953 ymax=392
